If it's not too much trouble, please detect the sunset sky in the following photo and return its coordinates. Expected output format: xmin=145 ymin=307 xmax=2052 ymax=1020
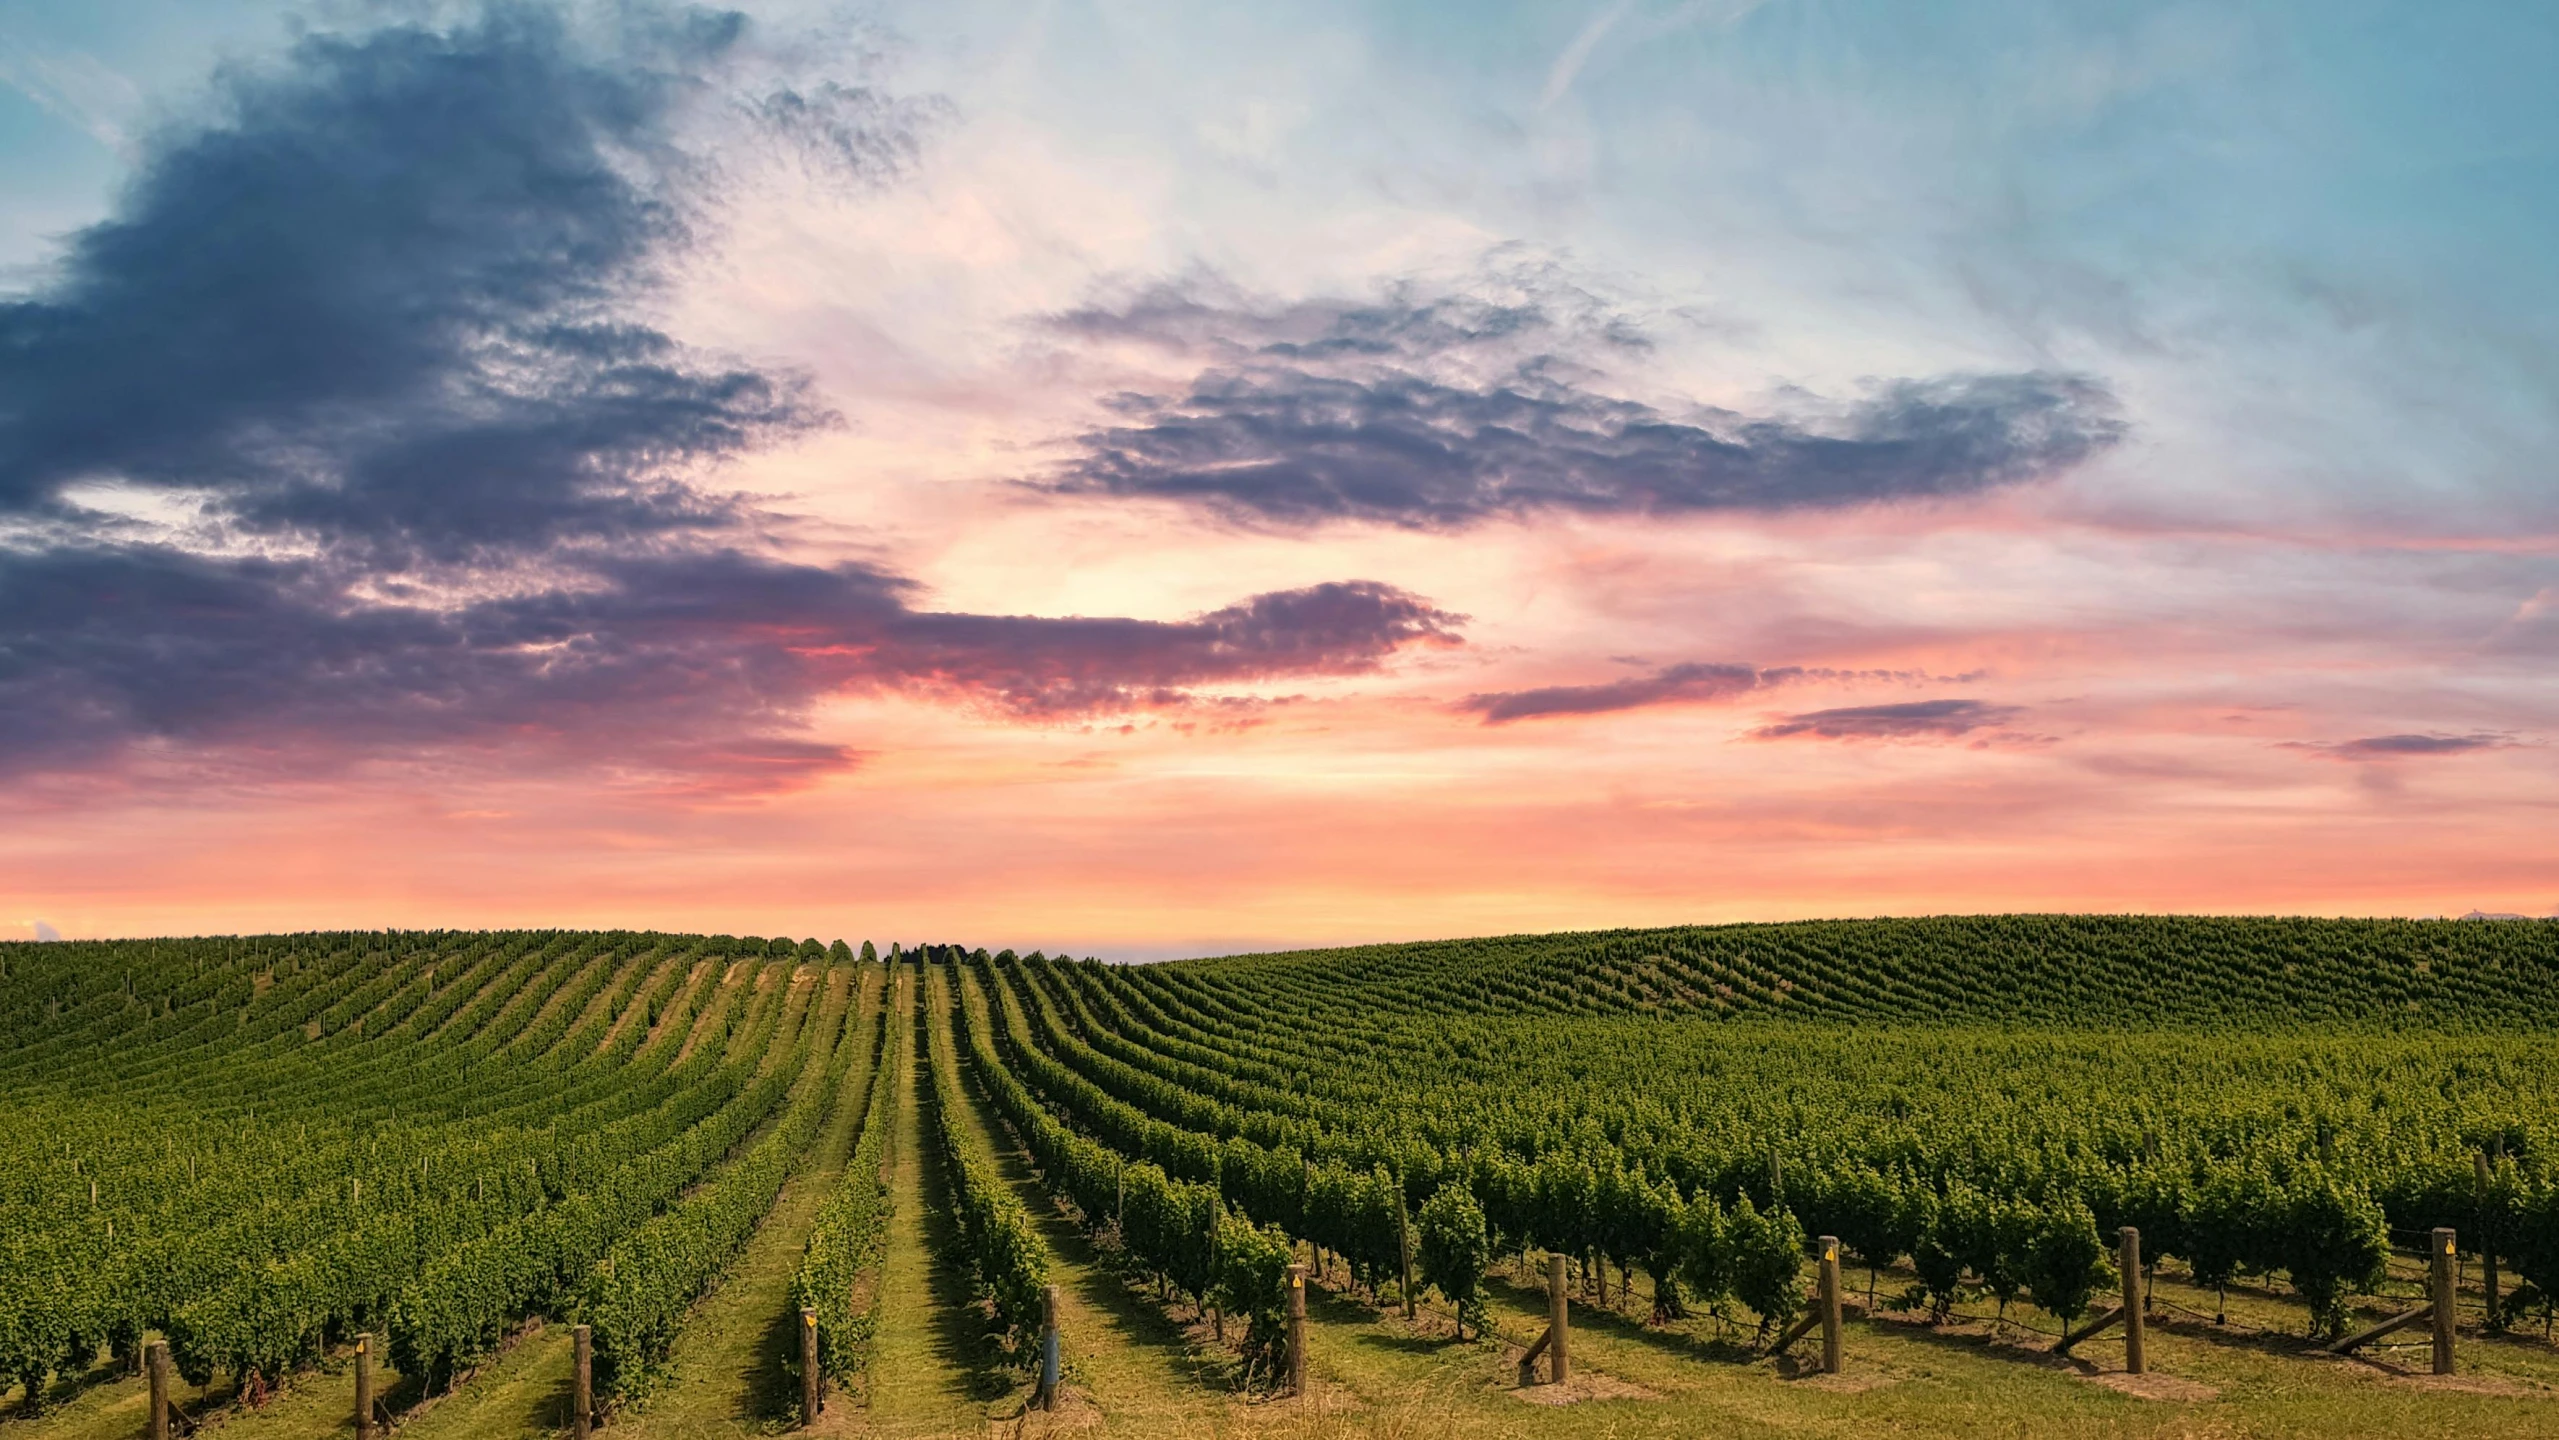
xmin=5 ymin=0 xmax=2555 ymax=954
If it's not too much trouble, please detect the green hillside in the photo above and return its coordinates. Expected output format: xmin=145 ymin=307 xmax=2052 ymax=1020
xmin=4 ymin=921 xmax=2558 ymax=1438
xmin=1167 ymin=914 xmax=2559 ymax=1028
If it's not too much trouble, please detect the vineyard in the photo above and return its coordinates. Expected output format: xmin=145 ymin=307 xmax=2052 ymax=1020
xmin=3 ymin=917 xmax=2558 ymax=1438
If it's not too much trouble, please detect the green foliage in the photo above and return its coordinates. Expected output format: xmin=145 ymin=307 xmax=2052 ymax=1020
xmin=920 ymin=968 xmax=1050 ymax=1362
xmin=580 ymin=971 xmax=866 ymax=1403
xmin=2184 ymin=1165 xmax=2268 ymax=1298
xmin=1415 ymin=1183 xmax=1492 ymax=1339
xmin=1211 ymin=1211 xmax=1295 ymax=1377
xmin=789 ymin=986 xmax=899 ymax=1402
xmin=2277 ymin=1174 xmax=2389 ymax=1341
xmin=1672 ymin=1192 xmax=1731 ymax=1314
xmin=2508 ymin=1181 xmax=2559 ymax=1333
xmin=1907 ymin=1190 xmax=1967 ymax=1321
xmin=0 ymin=931 xmax=856 ymax=1404
xmin=1725 ymin=1198 xmax=1808 ymax=1343
xmin=7 ymin=913 xmax=2557 ymax=1409
xmin=2017 ymin=1197 xmax=2113 ymax=1330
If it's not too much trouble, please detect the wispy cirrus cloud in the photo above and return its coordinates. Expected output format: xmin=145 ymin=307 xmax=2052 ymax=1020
xmin=1037 ymin=279 xmax=2124 ymax=529
xmin=0 ymin=5 xmax=1460 ymax=787
xmin=1750 ymin=698 xmax=2026 ymax=743
xmin=2283 ymin=732 xmax=2521 ymax=761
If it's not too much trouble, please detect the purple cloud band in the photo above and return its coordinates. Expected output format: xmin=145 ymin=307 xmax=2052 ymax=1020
xmin=1040 ymin=283 xmax=2125 ymax=529
xmin=1750 ymin=699 xmax=2025 ymax=742
xmin=0 ymin=7 xmax=1461 ymax=785
xmin=2283 ymin=732 xmax=2519 ymax=761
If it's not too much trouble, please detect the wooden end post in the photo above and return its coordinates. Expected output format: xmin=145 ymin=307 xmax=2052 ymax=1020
xmin=146 ymin=1340 xmax=170 ymax=1440
xmin=354 ymin=1332 xmax=374 ymax=1440
xmin=1286 ymin=1263 xmax=1308 ymax=1398
xmin=1817 ymin=1235 xmax=1843 ymax=1375
xmin=572 ymin=1323 xmax=594 ymax=1439
xmin=800 ymin=1307 xmax=820 ymax=1424
xmin=1036 ymin=1286 xmax=1060 ymax=1411
xmin=1548 ymin=1252 xmax=1570 ymax=1385
xmin=2120 ymin=1227 xmax=2145 ymax=1375
xmin=2430 ymin=1227 xmax=2456 ymax=1375
xmin=1396 ymin=1185 xmax=1416 ymax=1321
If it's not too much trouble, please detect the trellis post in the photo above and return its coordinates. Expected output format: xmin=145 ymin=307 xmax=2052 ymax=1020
xmin=2477 ymin=1153 xmax=2501 ymax=1328
xmin=800 ymin=1307 xmax=820 ymax=1424
xmin=354 ymin=1332 xmax=374 ymax=1440
xmin=573 ymin=1323 xmax=594 ymax=1439
xmin=1396 ymin=1184 xmax=1415 ymax=1321
xmin=1818 ymin=1235 xmax=1843 ymax=1375
xmin=146 ymin=1340 xmax=170 ymax=1440
xmin=2431 ymin=1226 xmax=2456 ymax=1375
xmin=1035 ymin=1286 xmax=1061 ymax=1410
xmin=1549 ymin=1251 xmax=1570 ymax=1383
xmin=2120 ymin=1227 xmax=2145 ymax=1375
xmin=1286 ymin=1263 xmax=1308 ymax=1397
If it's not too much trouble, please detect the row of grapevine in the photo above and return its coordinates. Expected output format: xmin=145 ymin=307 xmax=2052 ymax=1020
xmin=984 ymin=950 xmax=2559 ymax=1345
xmin=973 ymin=955 xmax=1829 ymax=1344
xmin=942 ymin=962 xmax=1298 ymax=1374
xmin=789 ymin=971 xmax=906 ymax=1397
xmin=0 ymin=933 xmax=873 ymax=1416
xmin=917 ymin=966 xmax=1051 ymax=1361
xmin=182 ymin=954 xmax=798 ymax=1388
xmin=579 ymin=968 xmax=875 ymax=1402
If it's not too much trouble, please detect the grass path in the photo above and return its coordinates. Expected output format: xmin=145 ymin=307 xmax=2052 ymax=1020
xmin=866 ymin=972 xmax=1012 ymax=1437
xmin=612 ymin=967 xmax=883 ymax=1440
xmin=396 ymin=1323 xmax=576 ymax=1440
xmin=939 ymin=998 xmax=1239 ymax=1437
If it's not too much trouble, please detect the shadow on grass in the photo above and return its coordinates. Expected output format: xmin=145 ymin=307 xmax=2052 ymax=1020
xmin=918 ymin=1049 xmax=1022 ymax=1407
xmin=1348 ymin=1329 xmax=1448 ymax=1358
xmin=949 ymin=1020 xmax=1248 ymax=1397
xmin=745 ymin=1298 xmax=808 ymax=1424
xmin=1482 ymin=1270 xmax=1760 ymax=1368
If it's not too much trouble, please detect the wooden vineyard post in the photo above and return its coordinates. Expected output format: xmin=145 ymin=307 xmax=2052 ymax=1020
xmin=1549 ymin=1252 xmax=1570 ymax=1384
xmin=800 ymin=1307 xmax=820 ymax=1424
xmin=2120 ymin=1227 xmax=2145 ymax=1375
xmin=1286 ymin=1263 xmax=1308 ymax=1398
xmin=1396 ymin=1184 xmax=1416 ymax=1321
xmin=1817 ymin=1235 xmax=1843 ymax=1375
xmin=2477 ymin=1153 xmax=2501 ymax=1328
xmin=2431 ymin=1227 xmax=2457 ymax=1375
xmin=1036 ymin=1286 xmax=1061 ymax=1411
xmin=572 ymin=1323 xmax=594 ymax=1439
xmin=354 ymin=1332 xmax=374 ymax=1440
xmin=146 ymin=1340 xmax=170 ymax=1440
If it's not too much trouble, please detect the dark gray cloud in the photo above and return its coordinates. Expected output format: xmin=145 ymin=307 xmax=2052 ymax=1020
xmin=1040 ymin=284 xmax=2123 ymax=528
xmin=0 ymin=545 xmax=1456 ymax=780
xmin=2286 ymin=732 xmax=2518 ymax=760
xmin=1457 ymin=660 xmax=1978 ymax=724
xmin=1461 ymin=662 xmax=1778 ymax=724
xmin=0 ymin=7 xmax=1462 ymax=785
xmin=0 ymin=4 xmax=806 ymax=559
xmin=1751 ymin=699 xmax=2024 ymax=742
